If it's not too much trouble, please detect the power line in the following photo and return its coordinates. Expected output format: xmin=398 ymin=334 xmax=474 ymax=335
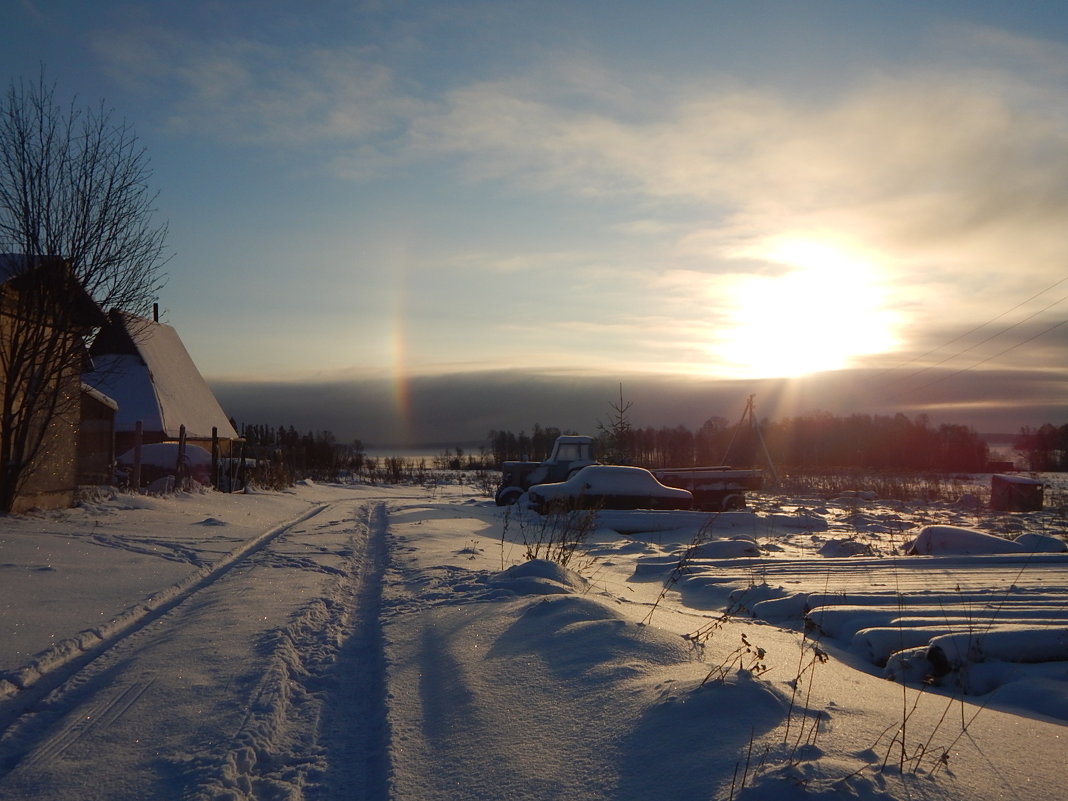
xmin=891 ymin=289 xmax=1068 ymax=389
xmin=874 ymin=272 xmax=1068 ymax=381
xmin=866 ymin=272 xmax=1068 ymax=407
xmin=905 ymin=315 xmax=1068 ymax=396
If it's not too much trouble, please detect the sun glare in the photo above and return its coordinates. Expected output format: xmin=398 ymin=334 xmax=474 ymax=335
xmin=717 ymin=239 xmax=898 ymax=378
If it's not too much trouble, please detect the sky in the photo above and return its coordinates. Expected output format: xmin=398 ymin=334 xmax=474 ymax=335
xmin=3 ymin=1 xmax=1067 ymax=444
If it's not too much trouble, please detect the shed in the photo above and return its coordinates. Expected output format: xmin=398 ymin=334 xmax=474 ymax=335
xmin=84 ymin=310 xmax=240 ymax=460
xmin=990 ymin=474 xmax=1044 ymax=512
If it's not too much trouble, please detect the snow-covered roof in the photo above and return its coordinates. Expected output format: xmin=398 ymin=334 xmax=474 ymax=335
xmin=84 ymin=311 xmax=239 ymax=440
xmin=993 ymin=473 xmax=1043 ymax=486
xmin=80 ymin=381 xmax=119 ymax=410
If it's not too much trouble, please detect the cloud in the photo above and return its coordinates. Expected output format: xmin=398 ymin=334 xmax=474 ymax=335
xmin=91 ymin=14 xmax=1068 ymax=378
xmin=93 ymin=15 xmax=1068 ymax=223
xmin=412 ymin=48 xmax=1068 ymax=372
xmin=94 ymin=18 xmax=1068 ymax=275
xmin=93 ymin=25 xmax=419 ymax=148
xmin=406 ymin=40 xmax=1068 ymax=309
xmin=423 ymin=62 xmax=1068 ymax=261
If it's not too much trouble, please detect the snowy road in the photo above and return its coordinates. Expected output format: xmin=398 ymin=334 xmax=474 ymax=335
xmin=2 ymin=482 xmax=1066 ymax=801
xmin=0 ymin=496 xmax=391 ymax=800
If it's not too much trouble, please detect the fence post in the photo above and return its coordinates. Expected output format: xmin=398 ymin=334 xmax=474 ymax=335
xmin=211 ymin=426 xmax=219 ymax=489
xmin=177 ymin=424 xmax=188 ymax=490
xmin=132 ymin=421 xmax=143 ymax=491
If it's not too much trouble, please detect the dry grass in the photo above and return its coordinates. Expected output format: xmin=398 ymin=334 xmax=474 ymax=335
xmin=774 ymin=469 xmax=988 ymax=504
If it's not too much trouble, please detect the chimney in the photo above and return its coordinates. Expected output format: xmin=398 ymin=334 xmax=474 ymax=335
xmin=153 ymin=303 xmax=159 ymax=323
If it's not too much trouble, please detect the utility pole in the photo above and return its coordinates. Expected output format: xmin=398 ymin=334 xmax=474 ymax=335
xmin=721 ymin=394 xmax=779 ymax=483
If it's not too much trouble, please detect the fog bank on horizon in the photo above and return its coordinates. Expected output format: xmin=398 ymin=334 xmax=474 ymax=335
xmin=209 ymin=369 xmax=1064 ymax=448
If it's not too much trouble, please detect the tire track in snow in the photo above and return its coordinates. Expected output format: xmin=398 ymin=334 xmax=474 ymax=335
xmin=316 ymin=500 xmax=393 ymax=801
xmin=0 ymin=503 xmax=331 ymax=705
xmin=15 ymin=678 xmax=156 ymax=771
xmin=190 ymin=500 xmax=394 ymax=801
xmin=0 ymin=503 xmax=331 ymax=782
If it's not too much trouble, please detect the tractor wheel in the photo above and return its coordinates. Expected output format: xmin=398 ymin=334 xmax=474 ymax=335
xmin=495 ymin=486 xmax=524 ymax=506
xmin=720 ymin=494 xmax=744 ymax=511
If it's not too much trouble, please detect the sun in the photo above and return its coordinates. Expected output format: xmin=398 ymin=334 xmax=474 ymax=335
xmin=717 ymin=239 xmax=898 ymax=378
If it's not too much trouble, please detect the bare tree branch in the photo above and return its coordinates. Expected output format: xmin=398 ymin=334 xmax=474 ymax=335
xmin=0 ymin=73 xmax=169 ymax=511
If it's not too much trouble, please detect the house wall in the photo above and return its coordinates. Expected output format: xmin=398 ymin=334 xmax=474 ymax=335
xmin=8 ymin=381 xmax=80 ymax=514
xmin=78 ymin=392 xmax=116 ymax=486
xmin=2 ymin=268 xmax=100 ymax=513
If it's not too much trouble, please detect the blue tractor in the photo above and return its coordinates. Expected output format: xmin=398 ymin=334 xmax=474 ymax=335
xmin=494 ymin=435 xmax=596 ymax=505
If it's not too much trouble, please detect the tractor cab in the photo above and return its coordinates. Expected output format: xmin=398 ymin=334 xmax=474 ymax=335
xmin=494 ymin=435 xmax=596 ymax=505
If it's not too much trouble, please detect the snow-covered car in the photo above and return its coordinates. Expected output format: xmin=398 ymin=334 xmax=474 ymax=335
xmin=527 ymin=465 xmax=693 ymax=513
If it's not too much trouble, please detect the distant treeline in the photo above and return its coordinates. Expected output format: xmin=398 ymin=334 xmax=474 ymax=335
xmin=1014 ymin=424 xmax=1068 ymax=471
xmin=237 ymin=424 xmax=363 ymax=483
xmin=491 ymin=413 xmax=1010 ymax=473
xmin=237 ymin=413 xmax=1064 ymax=484
xmin=235 ymin=423 xmax=494 ymax=486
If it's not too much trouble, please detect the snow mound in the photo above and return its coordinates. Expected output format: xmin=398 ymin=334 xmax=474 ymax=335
xmin=818 ymin=538 xmax=875 ymax=557
xmin=494 ymin=594 xmax=692 ymax=678
xmin=145 ymin=475 xmax=176 ymax=494
xmin=647 ymin=669 xmax=786 ymax=722
xmin=619 ymin=671 xmax=800 ymax=800
xmin=488 ymin=558 xmax=587 ymax=595
xmin=1013 ymin=532 xmax=1067 ymax=552
xmin=905 ymin=525 xmax=1023 ymax=555
xmin=927 ymin=627 xmax=1068 ymax=672
xmin=767 ymin=511 xmax=829 ymax=531
xmin=835 ymin=489 xmax=878 ymax=501
xmin=687 ymin=538 xmax=762 ymax=558
xmin=985 ymin=676 xmax=1068 ymax=722
xmin=733 ymin=755 xmax=902 ymax=801
xmin=595 ymin=509 xmax=718 ymax=534
xmin=837 ymin=511 xmax=905 ymax=534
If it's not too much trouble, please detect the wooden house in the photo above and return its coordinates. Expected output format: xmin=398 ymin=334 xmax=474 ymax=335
xmin=1 ymin=255 xmax=108 ymax=512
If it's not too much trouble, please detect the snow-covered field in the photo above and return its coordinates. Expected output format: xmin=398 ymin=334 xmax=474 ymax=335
xmin=0 ymin=476 xmax=1065 ymax=800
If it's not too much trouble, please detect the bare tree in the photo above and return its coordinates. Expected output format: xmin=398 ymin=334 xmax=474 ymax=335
xmin=0 ymin=74 xmax=168 ymax=511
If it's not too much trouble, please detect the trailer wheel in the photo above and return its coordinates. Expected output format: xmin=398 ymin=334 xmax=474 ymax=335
xmin=721 ymin=494 xmax=744 ymax=511
xmin=495 ymin=486 xmax=524 ymax=506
